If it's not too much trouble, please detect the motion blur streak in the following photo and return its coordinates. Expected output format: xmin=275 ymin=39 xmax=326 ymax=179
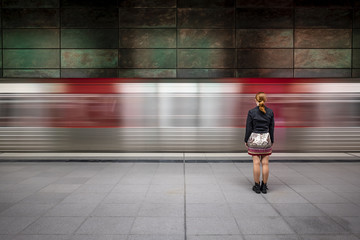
xmin=0 ymin=78 xmax=359 ymax=152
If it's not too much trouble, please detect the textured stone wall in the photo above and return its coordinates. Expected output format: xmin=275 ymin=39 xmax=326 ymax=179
xmin=0 ymin=0 xmax=359 ymax=78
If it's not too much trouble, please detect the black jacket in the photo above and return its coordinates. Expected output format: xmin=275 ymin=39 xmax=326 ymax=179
xmin=244 ymin=106 xmax=274 ymax=144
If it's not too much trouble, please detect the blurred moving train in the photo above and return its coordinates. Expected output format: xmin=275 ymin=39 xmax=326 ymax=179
xmin=0 ymin=78 xmax=359 ymax=152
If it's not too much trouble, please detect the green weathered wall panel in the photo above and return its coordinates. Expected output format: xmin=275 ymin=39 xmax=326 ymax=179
xmin=295 ymin=29 xmax=352 ymax=48
xmin=295 ymin=49 xmax=351 ymax=68
xmin=4 ymin=49 xmax=60 ymax=68
xmin=61 ymin=69 xmax=118 ymax=78
xmin=237 ymin=49 xmax=293 ymax=68
xmin=61 ymin=50 xmax=118 ymax=68
xmin=353 ymin=49 xmax=360 ymax=68
xmin=179 ymin=29 xmax=235 ymax=48
xmin=355 ymin=9 xmax=360 ymax=28
xmin=178 ymin=49 xmax=236 ymax=68
xmin=4 ymin=29 xmax=59 ymax=48
xmin=3 ymin=69 xmax=60 ymax=78
xmin=118 ymin=69 xmax=176 ymax=78
xmin=354 ymin=29 xmax=360 ymax=48
xmin=236 ymin=69 xmax=293 ymax=78
xmin=61 ymin=0 xmax=117 ymax=8
xmin=119 ymin=29 xmax=176 ymax=48
xmin=3 ymin=9 xmax=59 ymax=28
xmin=178 ymin=0 xmax=234 ymax=8
xmin=294 ymin=0 xmax=353 ymax=8
xmin=294 ymin=69 xmax=351 ymax=78
xmin=3 ymin=0 xmax=59 ymax=8
xmin=119 ymin=49 xmax=176 ymax=68
xmin=236 ymin=9 xmax=293 ymax=28
xmin=353 ymin=69 xmax=360 ymax=77
xmin=61 ymin=8 xmax=118 ymax=28
xmin=61 ymin=29 xmax=118 ymax=48
xmin=237 ymin=29 xmax=293 ymax=48
xmin=119 ymin=0 xmax=176 ymax=8
xmin=178 ymin=9 xmax=234 ymax=28
xmin=295 ymin=8 xmax=353 ymax=28
xmin=119 ymin=9 xmax=176 ymax=28
xmin=236 ymin=0 xmax=293 ymax=8
xmin=178 ymin=69 xmax=235 ymax=78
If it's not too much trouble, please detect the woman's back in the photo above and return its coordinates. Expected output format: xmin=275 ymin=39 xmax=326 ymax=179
xmin=248 ymin=106 xmax=274 ymax=133
xmin=245 ymin=105 xmax=274 ymax=144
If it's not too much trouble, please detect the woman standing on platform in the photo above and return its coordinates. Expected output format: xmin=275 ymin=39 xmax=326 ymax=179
xmin=245 ymin=92 xmax=274 ymax=194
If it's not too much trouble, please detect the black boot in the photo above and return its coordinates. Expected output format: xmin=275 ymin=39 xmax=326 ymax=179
xmin=260 ymin=181 xmax=268 ymax=194
xmin=252 ymin=182 xmax=261 ymax=194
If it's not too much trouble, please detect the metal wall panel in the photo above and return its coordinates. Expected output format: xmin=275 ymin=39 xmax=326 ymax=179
xmin=295 ymin=49 xmax=351 ymax=68
xmin=3 ymin=9 xmax=59 ymax=28
xmin=119 ymin=49 xmax=176 ymax=68
xmin=4 ymin=49 xmax=60 ymax=68
xmin=4 ymin=29 xmax=59 ymax=48
xmin=61 ymin=29 xmax=118 ymax=48
xmin=295 ymin=8 xmax=353 ymax=28
xmin=237 ymin=49 xmax=293 ymax=68
xmin=61 ymin=49 xmax=118 ymax=68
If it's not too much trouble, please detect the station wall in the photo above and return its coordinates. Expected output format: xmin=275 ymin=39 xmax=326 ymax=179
xmin=0 ymin=0 xmax=359 ymax=78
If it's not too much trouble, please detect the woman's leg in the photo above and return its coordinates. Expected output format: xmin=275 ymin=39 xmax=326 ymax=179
xmin=261 ymin=155 xmax=269 ymax=183
xmin=252 ymin=155 xmax=261 ymax=183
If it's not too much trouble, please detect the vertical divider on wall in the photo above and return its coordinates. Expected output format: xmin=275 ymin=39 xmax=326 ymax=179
xmin=117 ymin=0 xmax=119 ymax=77
xmin=351 ymin=1 xmax=354 ymax=77
xmin=59 ymin=0 xmax=61 ymax=78
xmin=0 ymin=1 xmax=2 ymax=79
xmin=234 ymin=0 xmax=237 ymax=78
xmin=292 ymin=2 xmax=295 ymax=78
xmin=1 ymin=0 xmax=3 ymax=78
xmin=176 ymin=0 xmax=178 ymax=78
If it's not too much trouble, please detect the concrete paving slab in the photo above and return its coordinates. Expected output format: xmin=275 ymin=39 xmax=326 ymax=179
xmin=21 ymin=217 xmax=85 ymax=234
xmin=130 ymin=217 xmax=184 ymax=235
xmin=76 ymin=217 xmax=134 ymax=234
xmin=284 ymin=216 xmax=348 ymax=234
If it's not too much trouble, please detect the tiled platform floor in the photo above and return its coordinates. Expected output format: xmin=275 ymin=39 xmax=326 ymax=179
xmin=0 ymin=161 xmax=359 ymax=240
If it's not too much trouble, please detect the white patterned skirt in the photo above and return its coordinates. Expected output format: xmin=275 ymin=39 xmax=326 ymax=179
xmin=247 ymin=132 xmax=272 ymax=156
